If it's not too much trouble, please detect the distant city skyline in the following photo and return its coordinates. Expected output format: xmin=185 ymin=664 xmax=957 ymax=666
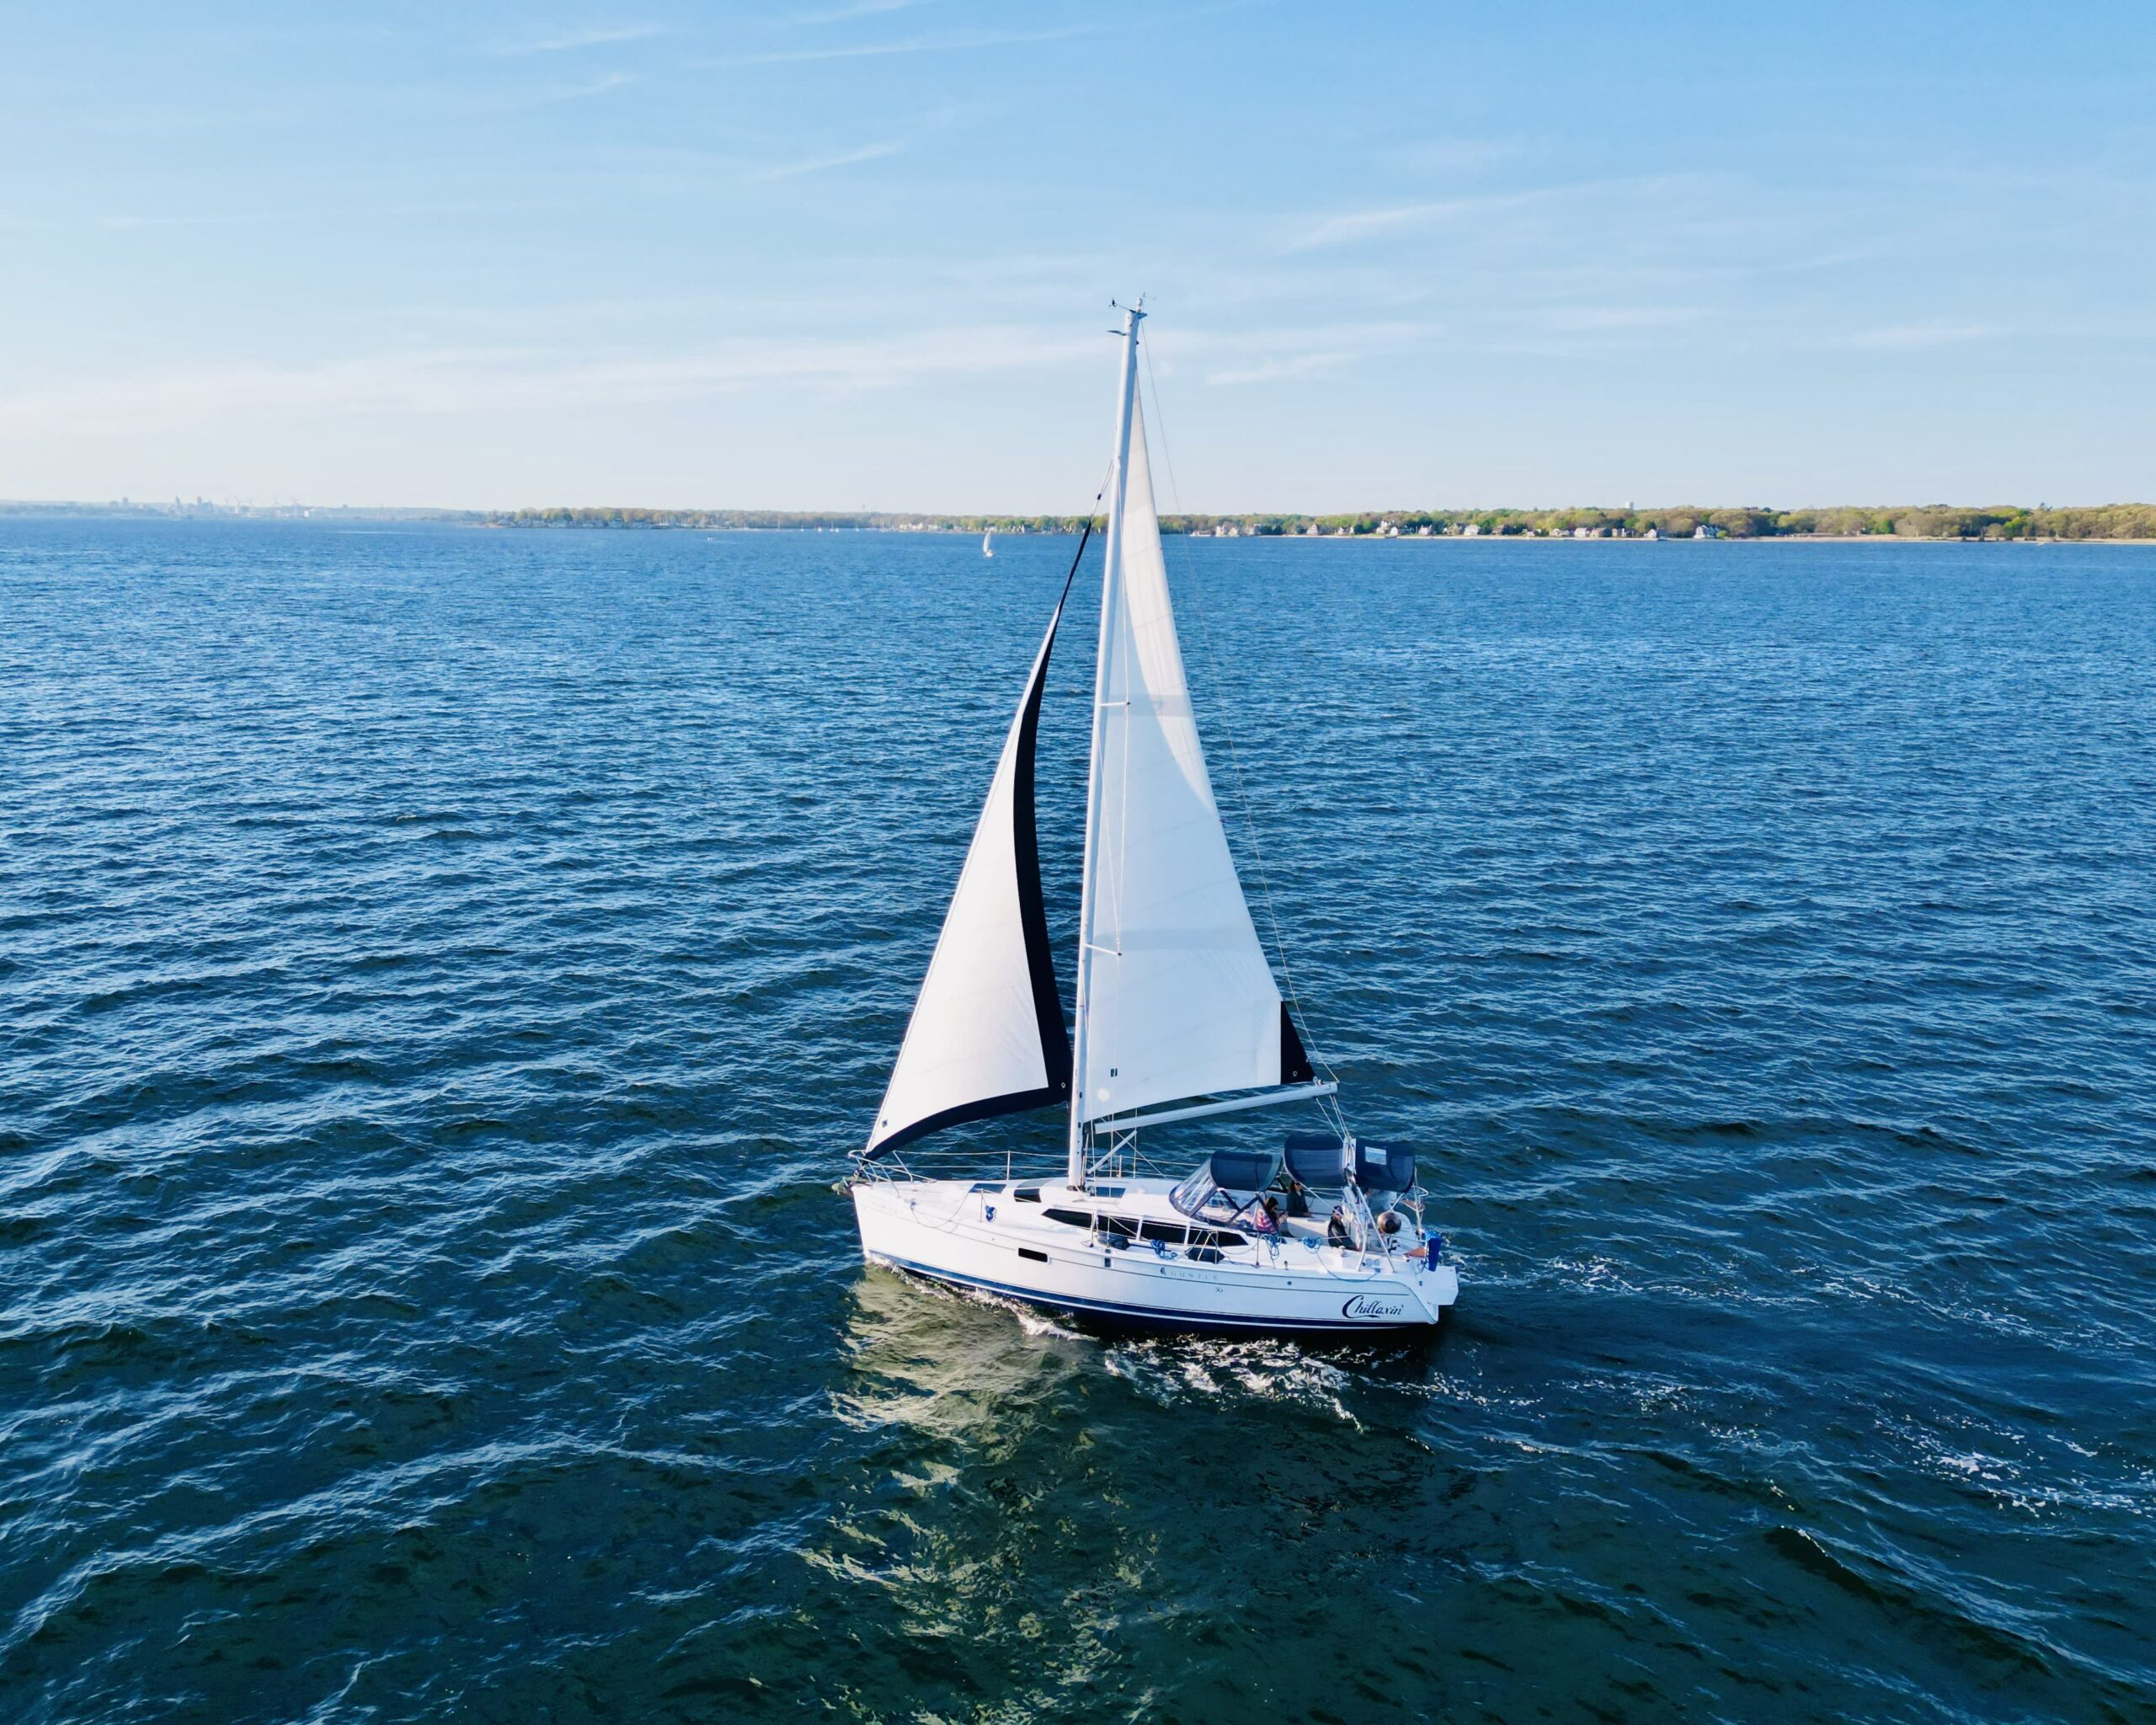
xmin=3 ymin=2 xmax=2152 ymax=510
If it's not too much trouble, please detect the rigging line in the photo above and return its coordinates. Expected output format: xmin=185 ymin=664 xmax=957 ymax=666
xmin=1142 ymin=329 xmax=1185 ymax=522
xmin=1055 ymin=463 xmax=1113 ymax=611
xmin=1139 ymin=332 xmax=1337 ymax=1088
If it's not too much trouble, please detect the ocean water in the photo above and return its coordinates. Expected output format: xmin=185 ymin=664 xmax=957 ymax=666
xmin=3 ymin=517 xmax=2153 ymax=1723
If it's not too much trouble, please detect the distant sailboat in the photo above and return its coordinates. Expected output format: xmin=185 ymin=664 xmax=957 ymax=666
xmin=982 ymin=529 xmax=995 ymax=558
xmin=846 ymin=307 xmax=1457 ymax=1337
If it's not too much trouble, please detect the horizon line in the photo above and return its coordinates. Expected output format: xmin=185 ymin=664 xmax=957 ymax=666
xmin=6 ymin=499 xmax=2151 ymax=519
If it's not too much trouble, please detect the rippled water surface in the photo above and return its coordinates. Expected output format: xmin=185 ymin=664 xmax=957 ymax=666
xmin=4 ymin=519 xmax=2153 ymax=1722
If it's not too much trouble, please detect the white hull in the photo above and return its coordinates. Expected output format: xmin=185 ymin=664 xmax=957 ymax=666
xmin=851 ymin=1177 xmax=1457 ymax=1337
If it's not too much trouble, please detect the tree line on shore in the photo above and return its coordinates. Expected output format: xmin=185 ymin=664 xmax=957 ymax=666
xmin=8 ymin=499 xmax=2149 ymax=540
xmin=488 ymin=503 xmax=2156 ymax=540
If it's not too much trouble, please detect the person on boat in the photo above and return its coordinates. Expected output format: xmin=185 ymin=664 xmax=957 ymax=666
xmin=1282 ymin=1176 xmax=1311 ymax=1219
xmin=1250 ymin=1196 xmax=1281 ymax=1235
xmin=1326 ymin=1205 xmax=1351 ymax=1247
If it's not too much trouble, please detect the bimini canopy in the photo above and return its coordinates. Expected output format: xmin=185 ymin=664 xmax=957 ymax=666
xmin=1283 ymin=1134 xmax=1417 ymax=1197
xmin=1283 ymin=1133 xmax=1348 ymax=1189
xmin=1208 ymin=1147 xmax=1283 ymax=1194
xmin=1354 ymin=1140 xmax=1416 ymax=1196
xmin=1170 ymin=1146 xmax=1284 ymax=1220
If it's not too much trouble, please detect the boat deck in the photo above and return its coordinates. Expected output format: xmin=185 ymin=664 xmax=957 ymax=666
xmin=895 ymin=1173 xmax=1430 ymax=1277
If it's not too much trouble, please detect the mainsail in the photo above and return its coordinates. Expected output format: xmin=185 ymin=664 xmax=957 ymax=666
xmin=863 ymin=306 xmax=1314 ymax=1176
xmin=864 ymin=605 xmax=1071 ymax=1156
xmin=1072 ymin=392 xmax=1311 ymax=1129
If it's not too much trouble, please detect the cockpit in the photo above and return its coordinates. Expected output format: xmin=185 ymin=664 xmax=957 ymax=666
xmin=1166 ymin=1135 xmax=1426 ymax=1259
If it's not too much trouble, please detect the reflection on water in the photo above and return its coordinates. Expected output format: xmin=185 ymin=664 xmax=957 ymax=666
xmin=814 ymin=1270 xmax=1137 ymax=1716
xmin=833 ymin=1265 xmax=1097 ymax=1439
xmin=813 ymin=1264 xmax=1481 ymax=1721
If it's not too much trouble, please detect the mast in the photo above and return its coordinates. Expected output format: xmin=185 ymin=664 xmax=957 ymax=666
xmin=1067 ymin=302 xmax=1144 ymax=1188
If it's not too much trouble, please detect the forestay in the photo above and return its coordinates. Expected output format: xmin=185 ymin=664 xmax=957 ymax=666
xmin=865 ymin=605 xmax=1072 ymax=1156
xmin=1075 ymin=398 xmax=1311 ymax=1125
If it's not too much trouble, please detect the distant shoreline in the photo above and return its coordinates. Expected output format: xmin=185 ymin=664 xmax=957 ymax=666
xmin=4 ymin=499 xmax=2153 ymax=544
xmin=478 ymin=502 xmax=2156 ymax=544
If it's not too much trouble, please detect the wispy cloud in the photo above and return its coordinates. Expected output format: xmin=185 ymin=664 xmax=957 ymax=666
xmin=1204 ymin=350 xmax=1356 ymax=387
xmin=787 ymin=0 xmax=955 ymax=24
xmin=1179 ymin=298 xmax=1723 ymax=380
xmin=522 ymin=70 xmax=640 ymax=105
xmin=414 ymin=70 xmax=642 ymax=114
xmin=1540 ymin=305 xmax=1705 ymax=333
xmin=1169 ymin=319 xmax=1444 ymax=386
xmin=1288 ymin=174 xmax=1716 ymax=252
xmin=6 ymin=197 xmax=565 ymax=232
xmin=1843 ymin=320 xmax=2005 ymax=350
xmin=88 ymin=211 xmax=272 ymax=232
xmin=1386 ymin=136 xmax=1525 ymax=175
xmin=0 ymin=326 xmax=1103 ymax=437
xmin=745 ymin=141 xmax=903 ymax=181
xmin=1289 ymin=189 xmax=1550 ymax=250
xmin=496 ymin=23 xmax=663 ymax=56
xmin=699 ymin=21 xmax=1099 ymax=69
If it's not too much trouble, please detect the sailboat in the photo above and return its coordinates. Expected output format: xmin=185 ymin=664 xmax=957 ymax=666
xmin=848 ymin=307 xmax=1457 ymax=1337
xmin=982 ymin=528 xmax=995 ymax=558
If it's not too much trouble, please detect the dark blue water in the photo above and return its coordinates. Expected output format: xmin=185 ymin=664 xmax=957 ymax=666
xmin=3 ymin=519 xmax=2153 ymax=1722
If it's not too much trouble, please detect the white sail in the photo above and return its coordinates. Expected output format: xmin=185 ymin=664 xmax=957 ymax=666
xmin=1074 ymin=396 xmax=1308 ymax=1126
xmin=867 ymin=606 xmax=1070 ymax=1156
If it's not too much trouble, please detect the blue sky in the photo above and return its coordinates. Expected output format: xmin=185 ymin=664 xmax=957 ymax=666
xmin=3 ymin=2 xmax=2151 ymax=510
